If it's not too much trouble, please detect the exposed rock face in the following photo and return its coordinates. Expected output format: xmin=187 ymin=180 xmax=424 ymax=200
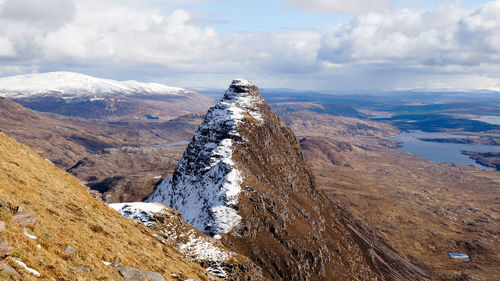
xmin=0 ymin=261 xmax=19 ymax=275
xmin=148 ymin=80 xmax=429 ymax=280
xmin=147 ymin=80 xmax=264 ymax=236
xmin=65 ymin=245 xmax=77 ymax=255
xmin=74 ymin=266 xmax=91 ymax=273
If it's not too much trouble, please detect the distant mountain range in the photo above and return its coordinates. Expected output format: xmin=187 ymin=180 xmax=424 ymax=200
xmin=0 ymin=71 xmax=214 ymax=120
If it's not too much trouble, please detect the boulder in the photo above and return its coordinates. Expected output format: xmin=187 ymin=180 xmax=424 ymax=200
xmin=0 ymin=261 xmax=19 ymax=275
xmin=74 ymin=266 xmax=91 ymax=273
xmin=65 ymin=245 xmax=77 ymax=255
xmin=0 ymin=238 xmax=13 ymax=258
xmin=13 ymin=210 xmax=36 ymax=226
xmin=118 ymin=266 xmax=165 ymax=281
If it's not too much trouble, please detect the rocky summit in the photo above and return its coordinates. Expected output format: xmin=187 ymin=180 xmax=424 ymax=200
xmin=147 ymin=80 xmax=429 ymax=280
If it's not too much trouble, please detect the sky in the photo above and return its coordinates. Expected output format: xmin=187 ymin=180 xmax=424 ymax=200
xmin=0 ymin=0 xmax=499 ymax=92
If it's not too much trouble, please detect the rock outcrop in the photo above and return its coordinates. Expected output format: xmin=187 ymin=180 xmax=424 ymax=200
xmin=110 ymin=202 xmax=264 ymax=280
xmin=0 ymin=261 xmax=19 ymax=275
xmin=118 ymin=266 xmax=166 ymax=281
xmin=147 ymin=80 xmax=429 ymax=280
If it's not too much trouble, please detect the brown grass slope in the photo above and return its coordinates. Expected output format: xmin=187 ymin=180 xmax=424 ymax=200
xmin=0 ymin=132 xmax=217 ymax=280
xmin=218 ymin=83 xmax=429 ymax=280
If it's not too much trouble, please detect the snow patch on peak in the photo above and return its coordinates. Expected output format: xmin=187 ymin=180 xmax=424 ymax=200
xmin=13 ymin=258 xmax=40 ymax=277
xmin=223 ymin=79 xmax=264 ymax=122
xmin=231 ymin=79 xmax=254 ymax=87
xmin=146 ymin=136 xmax=243 ymax=236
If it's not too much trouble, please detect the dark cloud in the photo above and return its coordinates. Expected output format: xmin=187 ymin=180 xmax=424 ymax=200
xmin=287 ymin=0 xmax=394 ymax=14
xmin=0 ymin=0 xmax=76 ymax=27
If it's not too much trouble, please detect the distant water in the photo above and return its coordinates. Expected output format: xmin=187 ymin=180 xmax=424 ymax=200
xmin=370 ymin=112 xmax=394 ymax=119
xmin=448 ymin=252 xmax=470 ymax=261
xmin=153 ymin=140 xmax=190 ymax=147
xmin=471 ymin=116 xmax=500 ymax=125
xmin=389 ymin=131 xmax=500 ymax=169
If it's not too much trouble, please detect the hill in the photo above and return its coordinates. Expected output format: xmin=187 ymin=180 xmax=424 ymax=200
xmin=0 ymin=97 xmax=200 ymax=169
xmin=0 ymin=132 xmax=219 ymax=280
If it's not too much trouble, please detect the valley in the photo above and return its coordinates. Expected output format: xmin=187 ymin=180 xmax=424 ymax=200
xmin=298 ymin=134 xmax=500 ymax=281
xmin=0 ymin=73 xmax=498 ymax=280
xmin=265 ymin=94 xmax=500 ymax=280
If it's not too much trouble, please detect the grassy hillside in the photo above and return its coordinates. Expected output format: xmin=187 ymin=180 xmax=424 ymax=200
xmin=0 ymin=132 xmax=216 ymax=280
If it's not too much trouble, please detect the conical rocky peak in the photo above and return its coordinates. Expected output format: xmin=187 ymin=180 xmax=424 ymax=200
xmin=146 ymin=79 xmax=269 ymax=237
xmin=147 ymin=80 xmax=429 ymax=280
xmin=221 ymin=79 xmax=266 ymax=122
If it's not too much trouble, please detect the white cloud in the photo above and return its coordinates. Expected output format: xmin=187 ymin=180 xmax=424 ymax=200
xmin=0 ymin=37 xmax=15 ymax=56
xmin=0 ymin=0 xmax=499 ymax=91
xmin=318 ymin=4 xmax=466 ymax=64
xmin=314 ymin=2 xmax=500 ymax=90
xmin=37 ymin=0 xmax=322 ymax=76
xmin=287 ymin=0 xmax=394 ymax=14
xmin=41 ymin=6 xmax=221 ymax=64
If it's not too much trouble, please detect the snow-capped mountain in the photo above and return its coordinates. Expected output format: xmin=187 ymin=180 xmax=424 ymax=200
xmin=0 ymin=71 xmax=214 ymax=120
xmin=0 ymin=71 xmax=186 ymax=98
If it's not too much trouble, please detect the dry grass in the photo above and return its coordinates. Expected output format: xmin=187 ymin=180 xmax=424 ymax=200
xmin=0 ymin=132 xmax=216 ymax=280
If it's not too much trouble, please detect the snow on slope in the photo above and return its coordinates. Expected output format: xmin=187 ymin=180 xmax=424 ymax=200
xmin=110 ymin=202 xmax=234 ymax=278
xmin=146 ymin=79 xmax=264 ymax=236
xmin=109 ymin=202 xmax=165 ymax=227
xmin=0 ymin=71 xmax=185 ymax=98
